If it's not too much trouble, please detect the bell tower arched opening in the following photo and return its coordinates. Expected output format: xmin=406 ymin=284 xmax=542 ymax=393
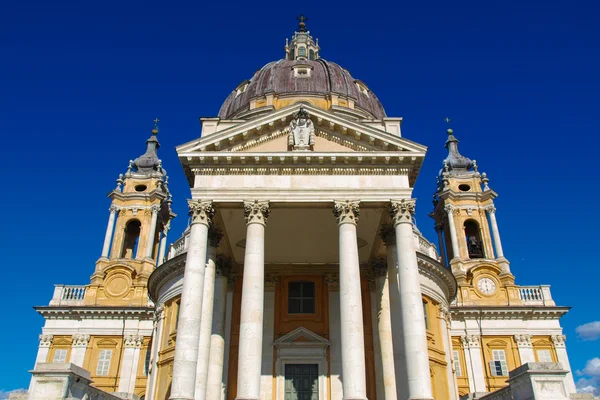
xmin=121 ymin=219 xmax=141 ymax=259
xmin=464 ymin=220 xmax=484 ymax=259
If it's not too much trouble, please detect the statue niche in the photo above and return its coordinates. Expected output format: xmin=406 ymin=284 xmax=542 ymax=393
xmin=288 ymin=107 xmax=315 ymax=151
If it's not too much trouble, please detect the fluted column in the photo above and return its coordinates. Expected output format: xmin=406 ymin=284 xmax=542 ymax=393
xmin=170 ymin=200 xmax=214 ymax=400
xmin=444 ymin=204 xmax=460 ymax=260
xmin=146 ymin=305 xmax=165 ymax=400
xmin=158 ymin=222 xmax=170 ymax=265
xmin=390 ymin=199 xmax=433 ymax=400
xmin=552 ymin=334 xmax=576 ymax=394
xmin=206 ymin=259 xmax=231 ymax=400
xmin=485 ymin=205 xmax=504 ymax=258
xmin=145 ymin=204 xmax=160 ymax=259
xmin=236 ymin=200 xmax=270 ymax=400
xmin=371 ymin=259 xmax=397 ymax=400
xmin=439 ymin=307 xmax=458 ymax=400
xmin=333 ymin=200 xmax=367 ymax=400
xmin=195 ymin=227 xmax=223 ymax=400
xmin=118 ymin=335 xmax=144 ymax=395
xmin=461 ymin=335 xmax=486 ymax=393
xmin=434 ymin=223 xmax=447 ymax=266
xmin=101 ymin=206 xmax=118 ymax=258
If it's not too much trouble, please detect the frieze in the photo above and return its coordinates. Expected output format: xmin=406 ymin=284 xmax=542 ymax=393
xmin=192 ymin=166 xmax=409 ymax=176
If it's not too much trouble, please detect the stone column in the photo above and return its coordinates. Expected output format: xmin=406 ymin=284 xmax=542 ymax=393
xmin=515 ymin=334 xmax=535 ymax=364
xmin=434 ymin=223 xmax=447 ymax=266
xmin=118 ymin=335 xmax=143 ymax=395
xmin=261 ymin=277 xmax=277 ymax=400
xmin=371 ymin=259 xmax=397 ymax=400
xmin=485 ymin=206 xmax=504 ymax=258
xmin=195 ymin=227 xmax=223 ymax=400
xmin=552 ymin=334 xmax=576 ymax=394
xmin=171 ymin=200 xmax=214 ymax=400
xmin=461 ymin=335 xmax=486 ymax=393
xmin=333 ymin=200 xmax=368 ymax=400
xmin=236 ymin=200 xmax=269 ymax=400
xmin=223 ymin=277 xmax=236 ymax=400
xmin=35 ymin=334 xmax=53 ymax=365
xmin=326 ymin=274 xmax=344 ymax=400
xmin=102 ymin=206 xmax=118 ymax=258
xmin=206 ymin=260 xmax=231 ymax=400
xmin=439 ymin=308 xmax=457 ymax=400
xmin=444 ymin=205 xmax=461 ymax=260
xmin=69 ymin=334 xmax=90 ymax=367
xmin=146 ymin=305 xmax=165 ymax=400
xmin=390 ymin=199 xmax=433 ymax=400
xmin=158 ymin=222 xmax=171 ymax=265
xmin=380 ymin=226 xmax=408 ymax=399
xmin=145 ymin=204 xmax=160 ymax=259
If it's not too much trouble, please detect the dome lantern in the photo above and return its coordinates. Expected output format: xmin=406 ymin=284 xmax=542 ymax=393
xmin=284 ymin=15 xmax=320 ymax=61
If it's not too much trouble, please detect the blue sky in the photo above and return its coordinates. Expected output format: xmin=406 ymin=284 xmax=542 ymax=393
xmin=1 ymin=0 xmax=599 ymax=394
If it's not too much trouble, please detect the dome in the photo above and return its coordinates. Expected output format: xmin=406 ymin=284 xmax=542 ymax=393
xmin=218 ymin=58 xmax=386 ymax=120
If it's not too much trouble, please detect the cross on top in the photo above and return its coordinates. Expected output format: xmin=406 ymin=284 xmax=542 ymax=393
xmin=297 ymin=14 xmax=308 ymax=31
xmin=444 ymin=117 xmax=451 ymax=124
xmin=153 ymin=118 xmax=160 ymax=128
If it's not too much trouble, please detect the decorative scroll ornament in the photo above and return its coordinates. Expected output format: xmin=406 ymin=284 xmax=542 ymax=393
xmin=39 ymin=334 xmax=53 ymax=347
xmin=380 ymin=224 xmax=396 ymax=246
xmin=125 ymin=334 xmax=144 ymax=348
xmin=288 ymin=107 xmax=316 ymax=151
xmin=551 ymin=334 xmax=566 ymax=348
xmin=390 ymin=199 xmax=416 ymax=226
xmin=72 ymin=334 xmax=91 ymax=347
xmin=208 ymin=226 xmax=224 ymax=248
xmin=514 ymin=334 xmax=533 ymax=347
xmin=188 ymin=200 xmax=215 ymax=226
xmin=460 ymin=334 xmax=481 ymax=348
xmin=244 ymin=200 xmax=270 ymax=225
xmin=333 ymin=200 xmax=360 ymax=225
xmin=370 ymin=257 xmax=387 ymax=278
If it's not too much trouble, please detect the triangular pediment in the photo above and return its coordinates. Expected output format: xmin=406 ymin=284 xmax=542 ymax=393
xmin=274 ymin=327 xmax=330 ymax=347
xmin=177 ymin=103 xmax=426 ymax=155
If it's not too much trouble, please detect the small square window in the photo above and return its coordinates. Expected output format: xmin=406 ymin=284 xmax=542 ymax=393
xmin=53 ymin=349 xmax=67 ymax=363
xmin=288 ymin=282 xmax=315 ymax=314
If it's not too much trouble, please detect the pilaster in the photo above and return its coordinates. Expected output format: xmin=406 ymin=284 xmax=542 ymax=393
xmin=69 ymin=334 xmax=90 ymax=367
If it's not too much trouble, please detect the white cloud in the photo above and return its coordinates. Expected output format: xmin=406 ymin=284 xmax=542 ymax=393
xmin=583 ymin=358 xmax=600 ymax=377
xmin=576 ymin=358 xmax=600 ymax=395
xmin=576 ymin=321 xmax=600 ymax=341
xmin=0 ymin=389 xmax=27 ymax=400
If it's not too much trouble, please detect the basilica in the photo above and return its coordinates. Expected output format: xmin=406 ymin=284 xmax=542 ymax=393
xmin=27 ymin=20 xmax=578 ymax=400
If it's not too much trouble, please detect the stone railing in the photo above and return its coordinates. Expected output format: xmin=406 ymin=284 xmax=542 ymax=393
xmin=518 ymin=285 xmax=555 ymax=306
xmin=413 ymin=232 xmax=440 ymax=261
xmin=167 ymin=228 xmax=190 ymax=261
xmin=49 ymin=285 xmax=87 ymax=306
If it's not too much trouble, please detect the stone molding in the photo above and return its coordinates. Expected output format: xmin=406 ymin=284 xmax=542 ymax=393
xmin=390 ymin=199 xmax=416 ymax=225
xmin=244 ymin=200 xmax=270 ymax=225
xmin=39 ymin=334 xmax=53 ymax=347
xmin=333 ymin=200 xmax=360 ymax=225
xmin=551 ymin=334 xmax=567 ymax=348
xmin=192 ymin=166 xmax=410 ymax=176
xmin=515 ymin=334 xmax=533 ymax=347
xmin=461 ymin=334 xmax=481 ymax=348
xmin=188 ymin=200 xmax=215 ymax=226
xmin=124 ymin=334 xmax=144 ymax=348
xmin=379 ymin=224 xmax=396 ymax=247
xmin=35 ymin=307 xmax=155 ymax=320
xmin=72 ymin=334 xmax=91 ymax=347
xmin=208 ymin=226 xmax=224 ymax=248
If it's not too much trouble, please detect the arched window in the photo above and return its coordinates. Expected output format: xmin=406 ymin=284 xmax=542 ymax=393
xmin=121 ymin=220 xmax=141 ymax=259
xmin=309 ymin=49 xmax=315 ymax=60
xmin=464 ymin=220 xmax=484 ymax=258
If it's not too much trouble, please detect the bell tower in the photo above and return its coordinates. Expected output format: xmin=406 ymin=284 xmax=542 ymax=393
xmin=430 ymin=125 xmax=518 ymax=305
xmin=85 ymin=120 xmax=175 ymax=306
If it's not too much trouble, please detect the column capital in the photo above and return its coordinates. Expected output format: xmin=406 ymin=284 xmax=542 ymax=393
xmin=124 ymin=334 xmax=144 ymax=348
xmin=109 ymin=205 xmax=119 ymax=214
xmin=154 ymin=305 xmax=165 ymax=322
xmin=244 ymin=200 xmax=270 ymax=225
xmin=163 ymin=221 xmax=171 ymax=233
xmin=151 ymin=204 xmax=161 ymax=214
xmin=389 ymin=199 xmax=416 ymax=226
xmin=208 ymin=226 xmax=224 ymax=248
xmin=370 ymin=257 xmax=387 ymax=278
xmin=72 ymin=334 xmax=91 ymax=347
xmin=551 ymin=334 xmax=567 ymax=348
xmin=333 ymin=200 xmax=360 ymax=225
xmin=325 ymin=273 xmax=340 ymax=291
xmin=439 ymin=304 xmax=451 ymax=323
xmin=379 ymin=224 xmax=396 ymax=246
xmin=461 ymin=334 xmax=481 ymax=348
xmin=444 ymin=204 xmax=459 ymax=215
xmin=39 ymin=334 xmax=53 ymax=347
xmin=265 ymin=275 xmax=281 ymax=291
xmin=188 ymin=200 xmax=215 ymax=226
xmin=485 ymin=205 xmax=497 ymax=214
xmin=514 ymin=334 xmax=533 ymax=348
xmin=216 ymin=256 xmax=232 ymax=278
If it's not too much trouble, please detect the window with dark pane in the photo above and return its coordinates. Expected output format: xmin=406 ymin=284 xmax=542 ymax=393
xmin=284 ymin=363 xmax=318 ymax=400
xmin=288 ymin=281 xmax=315 ymax=314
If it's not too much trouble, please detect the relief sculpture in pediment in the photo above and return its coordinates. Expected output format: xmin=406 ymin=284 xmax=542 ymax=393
xmin=288 ymin=107 xmax=315 ymax=151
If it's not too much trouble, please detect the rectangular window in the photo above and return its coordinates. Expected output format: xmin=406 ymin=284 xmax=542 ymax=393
xmin=423 ymin=301 xmax=429 ymax=329
xmin=288 ymin=282 xmax=315 ymax=314
xmin=143 ymin=348 xmax=151 ymax=376
xmin=53 ymin=349 xmax=67 ymax=363
xmin=453 ymin=350 xmax=462 ymax=376
xmin=490 ymin=349 xmax=508 ymax=376
xmin=96 ymin=349 xmax=112 ymax=376
xmin=537 ymin=349 xmax=553 ymax=362
xmin=284 ymin=363 xmax=318 ymax=400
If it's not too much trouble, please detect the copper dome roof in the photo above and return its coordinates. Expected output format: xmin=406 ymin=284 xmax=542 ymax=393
xmin=218 ymin=59 xmax=386 ymax=120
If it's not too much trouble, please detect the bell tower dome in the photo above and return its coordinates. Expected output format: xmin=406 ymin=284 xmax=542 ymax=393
xmin=86 ymin=120 xmax=175 ymax=306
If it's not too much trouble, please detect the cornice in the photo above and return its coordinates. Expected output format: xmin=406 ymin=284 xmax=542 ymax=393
xmin=148 ymin=253 xmax=186 ymax=302
xmin=417 ymin=253 xmax=457 ymax=302
xmin=450 ymin=306 xmax=570 ymax=320
xmin=35 ymin=306 xmax=155 ymax=320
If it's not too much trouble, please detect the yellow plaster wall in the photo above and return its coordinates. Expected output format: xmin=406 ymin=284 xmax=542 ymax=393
xmin=481 ymin=336 xmax=521 ymax=392
xmin=451 ymin=337 xmax=470 ymax=397
xmin=82 ymin=336 xmax=124 ymax=392
xmin=155 ymin=296 xmax=179 ymax=400
xmin=424 ymin=297 xmax=450 ymax=400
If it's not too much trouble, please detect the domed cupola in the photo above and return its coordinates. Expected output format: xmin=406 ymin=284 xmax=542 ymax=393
xmin=218 ymin=17 xmax=386 ymax=121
